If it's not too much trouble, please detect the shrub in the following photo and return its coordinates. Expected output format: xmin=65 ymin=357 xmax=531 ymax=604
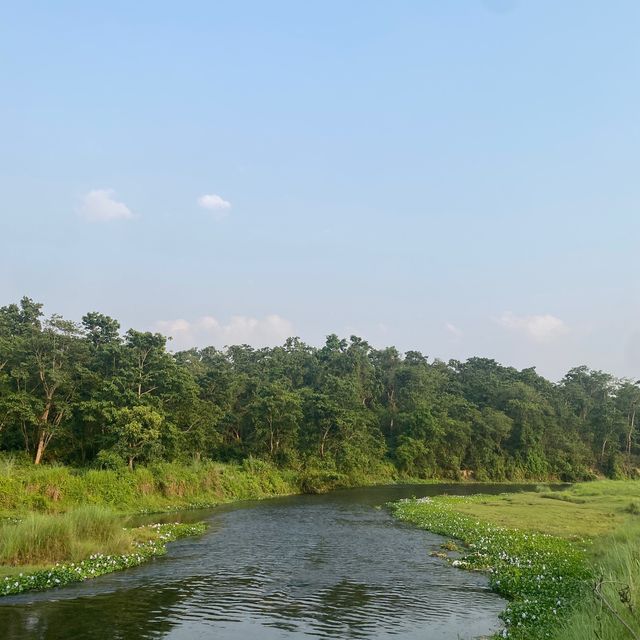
xmin=94 ymin=450 xmax=127 ymax=471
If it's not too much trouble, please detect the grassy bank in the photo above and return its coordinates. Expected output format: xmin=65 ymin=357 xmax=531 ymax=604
xmin=1 ymin=517 xmax=206 ymax=596
xmin=0 ymin=458 xmax=395 ymax=596
xmin=0 ymin=459 xmax=299 ymax=597
xmin=0 ymin=505 xmax=131 ymax=566
xmin=0 ymin=458 xmax=301 ymax=517
xmin=391 ymin=481 xmax=640 ymax=640
xmin=0 ymin=457 xmax=399 ymax=518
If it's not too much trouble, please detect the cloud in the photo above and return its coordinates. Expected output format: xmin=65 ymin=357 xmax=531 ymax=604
xmin=445 ymin=322 xmax=463 ymax=339
xmin=498 ymin=312 xmax=568 ymax=342
xmin=155 ymin=314 xmax=293 ymax=350
xmin=78 ymin=189 xmax=133 ymax=222
xmin=197 ymin=193 xmax=232 ymax=219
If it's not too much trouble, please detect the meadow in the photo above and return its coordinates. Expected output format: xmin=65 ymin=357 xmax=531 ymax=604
xmin=391 ymin=481 xmax=640 ymax=640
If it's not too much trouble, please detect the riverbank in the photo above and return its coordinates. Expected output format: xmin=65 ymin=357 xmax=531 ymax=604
xmin=0 ymin=458 xmax=608 ymax=606
xmin=0 ymin=459 xmax=298 ymax=518
xmin=0 ymin=456 xmax=572 ymax=520
xmin=0 ymin=458 xmax=397 ymax=595
xmin=0 ymin=457 xmax=405 ymax=519
xmin=0 ymin=459 xmax=296 ymax=596
xmin=1 ymin=518 xmax=206 ymax=596
xmin=391 ymin=481 xmax=640 ymax=640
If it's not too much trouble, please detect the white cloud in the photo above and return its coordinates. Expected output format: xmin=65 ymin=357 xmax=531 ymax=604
xmin=498 ymin=312 xmax=568 ymax=342
xmin=78 ymin=189 xmax=133 ymax=222
xmin=197 ymin=193 xmax=231 ymax=219
xmin=445 ymin=322 xmax=463 ymax=339
xmin=155 ymin=314 xmax=293 ymax=349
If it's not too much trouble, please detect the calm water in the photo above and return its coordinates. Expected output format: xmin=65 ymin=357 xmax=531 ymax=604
xmin=0 ymin=484 xmax=540 ymax=640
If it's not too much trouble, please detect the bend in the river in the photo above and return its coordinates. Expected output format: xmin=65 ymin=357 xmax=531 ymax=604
xmin=1 ymin=484 xmax=542 ymax=639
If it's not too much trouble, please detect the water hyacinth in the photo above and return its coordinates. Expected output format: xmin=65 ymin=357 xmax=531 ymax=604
xmin=1 ymin=522 xmax=206 ymax=597
xmin=390 ymin=496 xmax=592 ymax=640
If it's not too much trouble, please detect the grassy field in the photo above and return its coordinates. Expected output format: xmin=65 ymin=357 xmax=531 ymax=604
xmin=392 ymin=481 xmax=640 ymax=640
xmin=449 ymin=482 xmax=640 ymax=538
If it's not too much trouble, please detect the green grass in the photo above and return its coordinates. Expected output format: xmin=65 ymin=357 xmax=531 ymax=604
xmin=391 ymin=481 xmax=640 ymax=640
xmin=0 ymin=457 xmax=399 ymax=518
xmin=0 ymin=506 xmax=131 ymax=565
xmin=444 ymin=481 xmax=639 ymax=538
xmin=0 ymin=504 xmax=209 ymax=597
xmin=1 ymin=522 xmax=207 ymax=596
xmin=0 ymin=459 xmax=302 ymax=517
xmin=391 ymin=497 xmax=591 ymax=639
xmin=552 ymin=521 xmax=640 ymax=640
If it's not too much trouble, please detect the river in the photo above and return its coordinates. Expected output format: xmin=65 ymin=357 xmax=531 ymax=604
xmin=0 ymin=484 xmax=538 ymax=639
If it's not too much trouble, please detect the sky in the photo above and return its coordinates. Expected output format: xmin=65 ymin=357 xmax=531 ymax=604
xmin=1 ymin=0 xmax=639 ymax=381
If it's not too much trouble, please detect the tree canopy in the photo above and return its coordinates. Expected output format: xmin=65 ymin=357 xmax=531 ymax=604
xmin=0 ymin=297 xmax=638 ymax=480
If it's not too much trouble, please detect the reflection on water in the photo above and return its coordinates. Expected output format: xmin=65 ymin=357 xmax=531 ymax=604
xmin=0 ymin=484 xmax=536 ymax=639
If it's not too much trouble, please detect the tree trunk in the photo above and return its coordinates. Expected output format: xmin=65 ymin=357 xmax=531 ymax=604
xmin=34 ymin=431 xmax=46 ymax=465
xmin=34 ymin=401 xmax=53 ymax=465
xmin=320 ymin=427 xmax=330 ymax=458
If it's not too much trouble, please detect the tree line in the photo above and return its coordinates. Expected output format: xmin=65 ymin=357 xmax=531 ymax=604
xmin=0 ymin=296 xmax=638 ymax=480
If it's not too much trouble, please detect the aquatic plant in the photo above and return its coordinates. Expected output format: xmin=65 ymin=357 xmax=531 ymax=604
xmin=0 ymin=522 xmax=206 ymax=597
xmin=390 ymin=496 xmax=592 ymax=640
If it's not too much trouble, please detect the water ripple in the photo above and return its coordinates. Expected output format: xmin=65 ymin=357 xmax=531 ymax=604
xmin=0 ymin=484 xmax=512 ymax=639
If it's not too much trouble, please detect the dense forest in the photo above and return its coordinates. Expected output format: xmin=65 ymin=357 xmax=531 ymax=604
xmin=0 ymin=296 xmax=638 ymax=481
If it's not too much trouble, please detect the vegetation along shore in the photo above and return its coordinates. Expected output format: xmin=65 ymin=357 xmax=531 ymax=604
xmin=0 ymin=457 xmax=390 ymax=596
xmin=391 ymin=480 xmax=640 ymax=639
xmin=2 ymin=295 xmax=640 ymax=626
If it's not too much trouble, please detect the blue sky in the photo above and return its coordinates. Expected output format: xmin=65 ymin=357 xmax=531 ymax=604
xmin=1 ymin=1 xmax=639 ymax=380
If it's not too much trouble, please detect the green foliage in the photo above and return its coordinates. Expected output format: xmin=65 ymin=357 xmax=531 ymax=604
xmin=0 ymin=522 xmax=206 ymax=597
xmin=552 ymin=522 xmax=640 ymax=640
xmin=2 ymin=296 xmax=640 ymax=480
xmin=0 ymin=506 xmax=129 ymax=565
xmin=391 ymin=497 xmax=592 ymax=640
xmin=111 ymin=405 xmax=164 ymax=469
xmin=94 ymin=449 xmax=127 ymax=471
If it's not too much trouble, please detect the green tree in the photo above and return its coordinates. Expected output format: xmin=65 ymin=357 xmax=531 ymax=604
xmin=111 ymin=405 xmax=164 ymax=469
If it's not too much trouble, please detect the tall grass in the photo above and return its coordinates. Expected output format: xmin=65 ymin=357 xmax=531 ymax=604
xmin=0 ymin=506 xmax=131 ymax=565
xmin=0 ymin=459 xmax=302 ymax=516
xmin=554 ymin=523 xmax=640 ymax=640
xmin=0 ymin=457 xmax=394 ymax=517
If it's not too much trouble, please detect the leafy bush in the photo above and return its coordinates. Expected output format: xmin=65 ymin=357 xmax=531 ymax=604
xmin=94 ymin=450 xmax=127 ymax=471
